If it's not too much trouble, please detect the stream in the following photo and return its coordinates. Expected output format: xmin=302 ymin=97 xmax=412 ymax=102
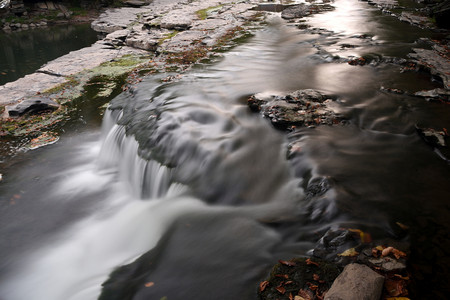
xmin=1 ymin=0 xmax=450 ymax=299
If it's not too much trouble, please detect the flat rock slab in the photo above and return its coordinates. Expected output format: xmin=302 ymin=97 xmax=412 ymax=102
xmin=325 ymin=264 xmax=384 ymax=300
xmin=0 ymin=42 xmax=147 ymax=105
xmin=0 ymin=73 xmax=66 ymax=106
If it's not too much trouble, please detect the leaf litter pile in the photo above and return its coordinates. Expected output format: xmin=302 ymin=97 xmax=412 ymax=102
xmin=258 ymin=228 xmax=411 ymax=299
xmin=258 ymin=257 xmax=340 ymax=300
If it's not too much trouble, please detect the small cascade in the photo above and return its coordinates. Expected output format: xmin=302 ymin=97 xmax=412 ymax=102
xmin=98 ymin=109 xmax=173 ymax=199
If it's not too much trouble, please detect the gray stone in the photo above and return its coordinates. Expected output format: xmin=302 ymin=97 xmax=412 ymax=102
xmin=409 ymin=47 xmax=450 ymax=89
xmin=160 ymin=12 xmax=193 ymax=30
xmin=325 ymin=264 xmax=384 ymax=300
xmin=6 ymin=97 xmax=60 ymax=117
xmin=415 ymin=125 xmax=448 ymax=148
xmin=248 ymin=89 xmax=344 ymax=129
xmin=414 ymin=88 xmax=450 ymax=102
xmin=281 ymin=4 xmax=310 ymax=19
xmin=368 ymin=257 xmax=407 ymax=272
xmin=56 ymin=12 xmax=64 ymax=18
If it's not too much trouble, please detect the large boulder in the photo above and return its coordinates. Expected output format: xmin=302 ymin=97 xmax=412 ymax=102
xmin=325 ymin=264 xmax=384 ymax=300
xmin=6 ymin=97 xmax=59 ymax=117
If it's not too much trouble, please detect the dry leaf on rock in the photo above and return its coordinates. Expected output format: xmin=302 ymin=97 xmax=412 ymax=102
xmin=338 ymin=247 xmax=359 ymax=257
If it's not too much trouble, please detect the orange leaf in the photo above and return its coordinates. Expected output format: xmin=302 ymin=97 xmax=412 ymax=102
xmin=276 ymin=286 xmax=286 ymax=294
xmin=279 ymin=260 xmax=297 ymax=267
xmin=306 ymin=258 xmax=319 ymax=267
xmin=144 ymin=282 xmax=154 ymax=287
xmin=307 ymin=282 xmax=318 ymax=291
xmin=313 ymin=274 xmax=320 ymax=281
xmin=259 ymin=281 xmax=269 ymax=292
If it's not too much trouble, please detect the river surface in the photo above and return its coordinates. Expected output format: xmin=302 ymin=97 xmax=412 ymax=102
xmin=0 ymin=23 xmax=98 ymax=85
xmin=1 ymin=0 xmax=449 ymax=299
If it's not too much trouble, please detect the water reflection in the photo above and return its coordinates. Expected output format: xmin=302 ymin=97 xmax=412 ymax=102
xmin=0 ymin=23 xmax=98 ymax=85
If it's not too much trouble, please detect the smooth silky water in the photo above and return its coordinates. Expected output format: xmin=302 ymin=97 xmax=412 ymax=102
xmin=1 ymin=0 xmax=449 ymax=299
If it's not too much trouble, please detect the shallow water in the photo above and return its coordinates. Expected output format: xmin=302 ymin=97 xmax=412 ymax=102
xmin=0 ymin=0 xmax=449 ymax=299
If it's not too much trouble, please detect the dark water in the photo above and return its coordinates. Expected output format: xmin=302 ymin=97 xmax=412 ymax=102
xmin=0 ymin=0 xmax=449 ymax=299
xmin=0 ymin=23 xmax=98 ymax=85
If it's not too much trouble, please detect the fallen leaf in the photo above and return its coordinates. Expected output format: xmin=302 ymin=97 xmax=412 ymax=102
xmin=144 ymin=282 xmax=155 ymax=287
xmin=382 ymin=247 xmax=407 ymax=259
xmin=396 ymin=222 xmax=409 ymax=230
xmin=279 ymin=259 xmax=297 ymax=267
xmin=275 ymin=274 xmax=289 ymax=279
xmin=348 ymin=228 xmax=372 ymax=243
xmin=285 ymin=280 xmax=294 ymax=285
xmin=289 ymin=292 xmax=294 ymax=300
xmin=382 ymin=246 xmax=394 ymax=257
xmin=313 ymin=274 xmax=320 ymax=281
xmin=306 ymin=258 xmax=319 ymax=267
xmin=276 ymin=286 xmax=286 ymax=294
xmin=385 ymin=279 xmax=408 ymax=297
xmin=307 ymin=282 xmax=318 ymax=291
xmin=298 ymin=289 xmax=313 ymax=300
xmin=393 ymin=274 xmax=410 ymax=280
xmin=338 ymin=247 xmax=359 ymax=257
xmin=259 ymin=281 xmax=269 ymax=292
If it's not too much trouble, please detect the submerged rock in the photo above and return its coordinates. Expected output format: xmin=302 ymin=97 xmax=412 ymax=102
xmin=325 ymin=264 xmax=384 ymax=300
xmin=6 ymin=97 xmax=59 ymax=117
xmin=248 ymin=89 xmax=345 ymax=130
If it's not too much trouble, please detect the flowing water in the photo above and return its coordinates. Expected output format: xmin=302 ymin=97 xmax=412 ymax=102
xmin=0 ymin=23 xmax=98 ymax=85
xmin=1 ymin=0 xmax=450 ymax=299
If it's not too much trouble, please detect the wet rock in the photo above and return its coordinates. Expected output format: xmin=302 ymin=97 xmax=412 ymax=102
xmin=312 ymin=228 xmax=358 ymax=261
xmin=248 ymin=89 xmax=345 ymax=130
xmin=281 ymin=4 xmax=310 ymax=19
xmin=408 ymin=45 xmax=450 ymax=89
xmin=367 ymin=257 xmax=407 ymax=272
xmin=6 ymin=97 xmax=59 ymax=117
xmin=325 ymin=264 xmax=384 ymax=300
xmin=414 ymin=88 xmax=450 ymax=102
xmin=399 ymin=11 xmax=435 ymax=29
xmin=415 ymin=125 xmax=448 ymax=147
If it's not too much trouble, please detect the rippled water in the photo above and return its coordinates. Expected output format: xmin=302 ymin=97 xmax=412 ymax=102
xmin=0 ymin=0 xmax=449 ymax=299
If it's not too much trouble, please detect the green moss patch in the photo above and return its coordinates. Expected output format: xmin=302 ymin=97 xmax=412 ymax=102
xmin=196 ymin=5 xmax=223 ymax=20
